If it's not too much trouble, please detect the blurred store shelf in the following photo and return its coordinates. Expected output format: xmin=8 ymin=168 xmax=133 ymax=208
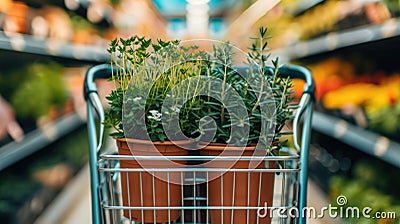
xmin=34 ymin=164 xmax=91 ymax=224
xmin=0 ymin=112 xmax=85 ymax=171
xmin=272 ymin=18 xmax=400 ymax=62
xmin=0 ymin=31 xmax=109 ymax=62
xmin=312 ymin=111 xmax=400 ymax=168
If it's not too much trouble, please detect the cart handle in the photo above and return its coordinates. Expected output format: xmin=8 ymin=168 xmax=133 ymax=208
xmin=84 ymin=64 xmax=118 ymax=224
xmin=84 ymin=64 xmax=116 ymax=152
xmin=84 ymin=64 xmax=115 ymax=99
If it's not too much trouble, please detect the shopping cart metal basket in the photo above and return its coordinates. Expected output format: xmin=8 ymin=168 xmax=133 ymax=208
xmin=84 ymin=63 xmax=315 ymax=224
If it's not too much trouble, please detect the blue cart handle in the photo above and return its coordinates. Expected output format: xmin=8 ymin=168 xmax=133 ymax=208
xmin=84 ymin=64 xmax=116 ymax=153
xmin=84 ymin=64 xmax=117 ymax=224
xmin=277 ymin=64 xmax=315 ymax=95
xmin=276 ymin=65 xmax=315 ymax=224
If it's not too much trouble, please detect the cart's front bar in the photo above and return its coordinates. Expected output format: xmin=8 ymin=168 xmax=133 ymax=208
xmin=100 ymin=155 xmax=299 ymax=161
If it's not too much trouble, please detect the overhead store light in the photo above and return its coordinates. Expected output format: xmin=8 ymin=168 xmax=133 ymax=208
xmin=186 ymin=0 xmax=210 ymax=36
xmin=151 ymin=0 xmax=239 ymax=38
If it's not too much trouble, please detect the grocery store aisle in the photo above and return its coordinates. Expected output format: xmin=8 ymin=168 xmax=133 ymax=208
xmin=35 ymin=164 xmax=91 ymax=224
xmin=62 ymin=166 xmax=92 ymax=224
xmin=36 ymin=164 xmax=334 ymax=224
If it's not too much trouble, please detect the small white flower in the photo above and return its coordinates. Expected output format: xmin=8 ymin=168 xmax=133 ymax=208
xmin=148 ymin=110 xmax=162 ymax=121
xmin=150 ymin=110 xmax=160 ymax=116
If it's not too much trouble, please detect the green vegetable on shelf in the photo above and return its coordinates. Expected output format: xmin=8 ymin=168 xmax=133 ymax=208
xmin=10 ymin=62 xmax=68 ymax=120
xmin=368 ymin=103 xmax=400 ymax=135
xmin=329 ymin=159 xmax=400 ymax=224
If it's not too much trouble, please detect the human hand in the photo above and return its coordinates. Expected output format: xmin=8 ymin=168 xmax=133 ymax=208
xmin=0 ymin=96 xmax=23 ymax=141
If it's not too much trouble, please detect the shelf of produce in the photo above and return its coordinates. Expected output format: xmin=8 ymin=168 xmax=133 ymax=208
xmin=273 ymin=18 xmax=400 ymax=61
xmin=312 ymin=111 xmax=400 ymax=168
xmin=0 ymin=31 xmax=109 ymax=62
xmin=0 ymin=112 xmax=85 ymax=171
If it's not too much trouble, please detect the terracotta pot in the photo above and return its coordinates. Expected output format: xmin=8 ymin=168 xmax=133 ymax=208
xmin=200 ymin=143 xmax=275 ymax=224
xmin=116 ymin=138 xmax=190 ymax=223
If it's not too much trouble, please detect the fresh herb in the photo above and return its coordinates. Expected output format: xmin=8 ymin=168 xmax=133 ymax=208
xmin=192 ymin=27 xmax=295 ymax=152
xmin=104 ymin=36 xmax=207 ymax=141
xmin=105 ymin=27 xmax=295 ymax=150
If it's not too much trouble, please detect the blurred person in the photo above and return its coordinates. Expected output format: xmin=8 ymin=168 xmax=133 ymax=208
xmin=0 ymin=95 xmax=23 ymax=141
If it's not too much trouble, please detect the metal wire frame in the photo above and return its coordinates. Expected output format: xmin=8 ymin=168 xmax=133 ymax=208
xmin=97 ymin=153 xmax=300 ymax=224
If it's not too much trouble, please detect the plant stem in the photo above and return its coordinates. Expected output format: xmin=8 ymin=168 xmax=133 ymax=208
xmin=249 ymin=35 xmax=266 ymax=116
xmin=220 ymin=50 xmax=228 ymax=124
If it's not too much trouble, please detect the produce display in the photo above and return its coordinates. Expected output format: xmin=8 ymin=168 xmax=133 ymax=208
xmin=329 ymin=159 xmax=400 ymax=224
xmin=0 ymin=0 xmax=102 ymax=44
xmin=0 ymin=0 xmax=166 ymax=45
xmin=0 ymin=61 xmax=85 ymax=144
xmin=303 ymin=53 xmax=400 ymax=224
xmin=323 ymin=75 xmax=400 ymax=136
xmin=9 ymin=62 xmax=68 ymax=121
xmin=298 ymin=56 xmax=400 ymax=138
xmin=250 ymin=0 xmax=393 ymax=49
xmin=0 ymin=126 xmax=89 ymax=223
xmin=0 ymin=62 xmax=68 ymax=126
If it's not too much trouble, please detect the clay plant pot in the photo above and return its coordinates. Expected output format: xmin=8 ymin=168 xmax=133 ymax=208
xmin=200 ymin=143 xmax=275 ymax=224
xmin=116 ymin=138 xmax=190 ymax=223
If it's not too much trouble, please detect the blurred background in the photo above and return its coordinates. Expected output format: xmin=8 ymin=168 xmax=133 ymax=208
xmin=0 ymin=0 xmax=400 ymax=223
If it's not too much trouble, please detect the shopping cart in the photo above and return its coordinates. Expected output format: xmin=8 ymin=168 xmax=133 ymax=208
xmin=84 ymin=64 xmax=315 ymax=224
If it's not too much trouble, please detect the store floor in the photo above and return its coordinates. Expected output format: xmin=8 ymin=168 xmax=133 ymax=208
xmin=35 ymin=163 xmax=334 ymax=224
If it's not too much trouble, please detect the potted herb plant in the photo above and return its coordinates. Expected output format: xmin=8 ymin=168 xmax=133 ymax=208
xmin=104 ymin=36 xmax=207 ymax=223
xmin=104 ymin=27 xmax=295 ymax=223
xmin=193 ymin=27 xmax=295 ymax=224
